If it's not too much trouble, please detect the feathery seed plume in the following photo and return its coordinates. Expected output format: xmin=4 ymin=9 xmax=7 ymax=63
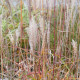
xmin=26 ymin=16 xmax=38 ymax=54
xmin=72 ymin=39 xmax=77 ymax=54
xmin=8 ymin=31 xmax=14 ymax=44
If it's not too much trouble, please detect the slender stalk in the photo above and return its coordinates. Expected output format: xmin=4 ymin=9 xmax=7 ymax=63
xmin=29 ymin=0 xmax=31 ymax=20
xmin=19 ymin=0 xmax=23 ymax=79
xmin=53 ymin=0 xmax=56 ymax=79
xmin=0 ymin=15 xmax=3 ymax=80
xmin=12 ymin=44 xmax=15 ymax=80
xmin=20 ymin=0 xmax=23 ymax=39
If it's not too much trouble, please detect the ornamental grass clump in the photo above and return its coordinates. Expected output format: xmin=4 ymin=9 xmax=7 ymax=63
xmin=0 ymin=0 xmax=80 ymax=80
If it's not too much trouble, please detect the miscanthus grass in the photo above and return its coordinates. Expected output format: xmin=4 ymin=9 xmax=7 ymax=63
xmin=0 ymin=0 xmax=80 ymax=80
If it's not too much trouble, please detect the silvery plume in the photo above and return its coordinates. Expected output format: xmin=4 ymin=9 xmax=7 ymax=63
xmin=15 ymin=23 xmax=20 ymax=45
xmin=39 ymin=16 xmax=44 ymax=36
xmin=8 ymin=31 xmax=14 ymax=44
xmin=25 ymin=16 xmax=38 ymax=54
xmin=71 ymin=39 xmax=77 ymax=54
